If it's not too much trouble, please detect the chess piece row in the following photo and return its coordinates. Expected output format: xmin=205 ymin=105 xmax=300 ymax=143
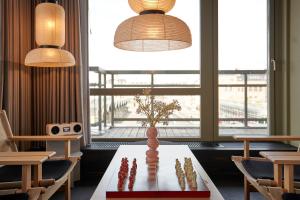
xmin=118 ymin=157 xmax=129 ymax=191
xmin=117 ymin=157 xmax=138 ymax=191
xmin=128 ymin=158 xmax=137 ymax=190
xmin=175 ymin=159 xmax=186 ymax=190
xmin=184 ymin=157 xmax=197 ymax=189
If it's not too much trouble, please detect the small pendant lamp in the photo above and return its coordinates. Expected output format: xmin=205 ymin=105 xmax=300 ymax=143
xmin=25 ymin=0 xmax=75 ymax=67
xmin=114 ymin=0 xmax=192 ymax=52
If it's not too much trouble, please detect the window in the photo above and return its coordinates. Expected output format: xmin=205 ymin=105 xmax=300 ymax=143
xmin=88 ymin=0 xmax=273 ymax=141
xmin=218 ymin=0 xmax=269 ymax=136
xmin=89 ymin=0 xmax=201 ymax=140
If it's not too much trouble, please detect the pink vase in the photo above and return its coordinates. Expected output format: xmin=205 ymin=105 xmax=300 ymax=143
xmin=146 ymin=127 xmax=159 ymax=150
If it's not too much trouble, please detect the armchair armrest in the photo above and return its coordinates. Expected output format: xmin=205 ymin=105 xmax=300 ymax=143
xmin=11 ymin=135 xmax=82 ymax=142
xmin=234 ymin=135 xmax=300 ymax=142
xmin=233 ymin=135 xmax=300 ymax=158
xmin=11 ymin=135 xmax=82 ymax=159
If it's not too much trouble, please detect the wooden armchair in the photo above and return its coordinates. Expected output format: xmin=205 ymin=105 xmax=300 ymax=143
xmin=232 ymin=135 xmax=300 ymax=200
xmin=0 ymin=110 xmax=82 ymax=200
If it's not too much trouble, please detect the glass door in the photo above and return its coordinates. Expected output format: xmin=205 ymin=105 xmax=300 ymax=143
xmin=217 ymin=0 xmax=271 ymax=138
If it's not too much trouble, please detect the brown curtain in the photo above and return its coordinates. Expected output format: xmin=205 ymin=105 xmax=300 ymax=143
xmin=0 ymin=0 xmax=34 ymax=150
xmin=0 ymin=0 xmax=90 ymax=147
xmin=0 ymin=0 xmax=3 ymax=108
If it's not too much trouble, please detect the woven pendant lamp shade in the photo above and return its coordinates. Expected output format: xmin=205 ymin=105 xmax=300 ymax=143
xmin=25 ymin=48 xmax=75 ymax=67
xmin=128 ymin=0 xmax=176 ymax=14
xmin=25 ymin=2 xmax=75 ymax=67
xmin=114 ymin=14 xmax=192 ymax=52
xmin=35 ymin=3 xmax=65 ymax=47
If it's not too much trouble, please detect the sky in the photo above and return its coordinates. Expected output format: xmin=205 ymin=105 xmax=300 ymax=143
xmin=89 ymin=0 xmax=267 ymax=71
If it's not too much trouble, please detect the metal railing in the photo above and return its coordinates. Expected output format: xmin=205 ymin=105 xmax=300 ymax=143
xmin=89 ymin=67 xmax=267 ymax=131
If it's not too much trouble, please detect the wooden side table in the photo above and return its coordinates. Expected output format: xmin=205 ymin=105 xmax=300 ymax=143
xmin=259 ymin=151 xmax=300 ymax=192
xmin=0 ymin=151 xmax=55 ymax=192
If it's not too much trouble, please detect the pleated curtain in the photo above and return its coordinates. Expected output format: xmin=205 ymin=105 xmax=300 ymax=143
xmin=0 ymin=0 xmax=34 ymax=150
xmin=0 ymin=0 xmax=90 ymax=148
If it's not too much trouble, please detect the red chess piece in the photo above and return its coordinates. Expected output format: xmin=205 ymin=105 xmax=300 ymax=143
xmin=127 ymin=158 xmax=137 ymax=191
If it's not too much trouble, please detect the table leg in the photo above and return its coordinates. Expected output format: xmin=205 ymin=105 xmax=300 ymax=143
xmin=22 ymin=165 xmax=31 ymax=192
xmin=274 ymin=164 xmax=282 ymax=186
xmin=33 ymin=164 xmax=42 ymax=187
xmin=64 ymin=141 xmax=71 ymax=159
xmin=284 ymin=164 xmax=294 ymax=193
xmin=244 ymin=177 xmax=250 ymax=200
xmin=244 ymin=141 xmax=249 ymax=158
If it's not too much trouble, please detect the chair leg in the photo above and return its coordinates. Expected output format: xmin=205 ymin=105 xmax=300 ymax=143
xmin=64 ymin=175 xmax=71 ymax=200
xmin=244 ymin=176 xmax=250 ymax=200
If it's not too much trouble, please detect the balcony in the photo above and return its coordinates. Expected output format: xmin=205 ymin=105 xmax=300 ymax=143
xmin=89 ymin=68 xmax=268 ymax=139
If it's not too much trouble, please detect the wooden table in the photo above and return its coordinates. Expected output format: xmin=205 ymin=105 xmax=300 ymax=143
xmin=259 ymin=151 xmax=300 ymax=192
xmin=91 ymin=145 xmax=224 ymax=200
xmin=0 ymin=151 xmax=55 ymax=192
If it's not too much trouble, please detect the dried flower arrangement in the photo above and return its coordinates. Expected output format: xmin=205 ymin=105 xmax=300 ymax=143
xmin=134 ymin=89 xmax=181 ymax=127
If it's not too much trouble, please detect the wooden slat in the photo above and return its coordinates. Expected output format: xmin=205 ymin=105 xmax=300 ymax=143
xmin=12 ymin=135 xmax=82 ymax=141
xmin=0 ymin=151 xmax=55 ymax=157
xmin=284 ymin=165 xmax=294 ymax=193
xmin=0 ymin=156 xmax=48 ymax=165
xmin=260 ymin=152 xmax=300 ymax=157
xmin=65 ymin=174 xmax=71 ymax=200
xmin=244 ymin=141 xmax=249 ymax=158
xmin=269 ymin=156 xmax=300 ymax=165
xmin=234 ymin=135 xmax=300 ymax=142
xmin=261 ymin=152 xmax=300 ymax=164
xmin=274 ymin=164 xmax=282 ymax=186
xmin=22 ymin=165 xmax=31 ymax=192
xmin=33 ymin=164 xmax=42 ymax=187
xmin=64 ymin=141 xmax=71 ymax=159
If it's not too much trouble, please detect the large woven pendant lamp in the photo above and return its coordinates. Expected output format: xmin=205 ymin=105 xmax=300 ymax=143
xmin=25 ymin=0 xmax=75 ymax=67
xmin=114 ymin=0 xmax=192 ymax=52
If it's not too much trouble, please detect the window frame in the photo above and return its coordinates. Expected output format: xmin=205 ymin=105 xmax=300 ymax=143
xmin=204 ymin=0 xmax=277 ymax=141
xmin=88 ymin=0 xmax=282 ymax=141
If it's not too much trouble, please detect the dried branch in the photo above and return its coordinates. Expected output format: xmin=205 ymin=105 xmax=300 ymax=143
xmin=134 ymin=89 xmax=181 ymax=127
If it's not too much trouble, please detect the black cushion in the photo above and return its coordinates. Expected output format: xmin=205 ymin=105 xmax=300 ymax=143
xmin=282 ymin=193 xmax=300 ymax=200
xmin=0 ymin=159 xmax=71 ymax=182
xmin=0 ymin=165 xmax=22 ymax=182
xmin=42 ymin=160 xmax=72 ymax=180
xmin=0 ymin=193 xmax=28 ymax=200
xmin=242 ymin=159 xmax=300 ymax=181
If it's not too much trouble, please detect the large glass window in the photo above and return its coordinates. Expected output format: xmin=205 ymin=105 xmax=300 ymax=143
xmin=89 ymin=0 xmax=271 ymax=140
xmin=218 ymin=0 xmax=269 ymax=136
xmin=89 ymin=0 xmax=201 ymax=140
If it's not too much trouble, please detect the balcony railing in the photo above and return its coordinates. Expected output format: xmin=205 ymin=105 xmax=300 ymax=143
xmin=89 ymin=67 xmax=267 ymax=134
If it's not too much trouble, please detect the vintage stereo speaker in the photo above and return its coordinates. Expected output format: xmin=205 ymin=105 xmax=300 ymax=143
xmin=46 ymin=122 xmax=82 ymax=136
xmin=46 ymin=122 xmax=82 ymax=183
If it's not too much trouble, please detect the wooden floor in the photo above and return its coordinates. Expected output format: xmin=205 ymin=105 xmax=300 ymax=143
xmin=92 ymin=127 xmax=200 ymax=139
xmin=91 ymin=127 xmax=267 ymax=139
